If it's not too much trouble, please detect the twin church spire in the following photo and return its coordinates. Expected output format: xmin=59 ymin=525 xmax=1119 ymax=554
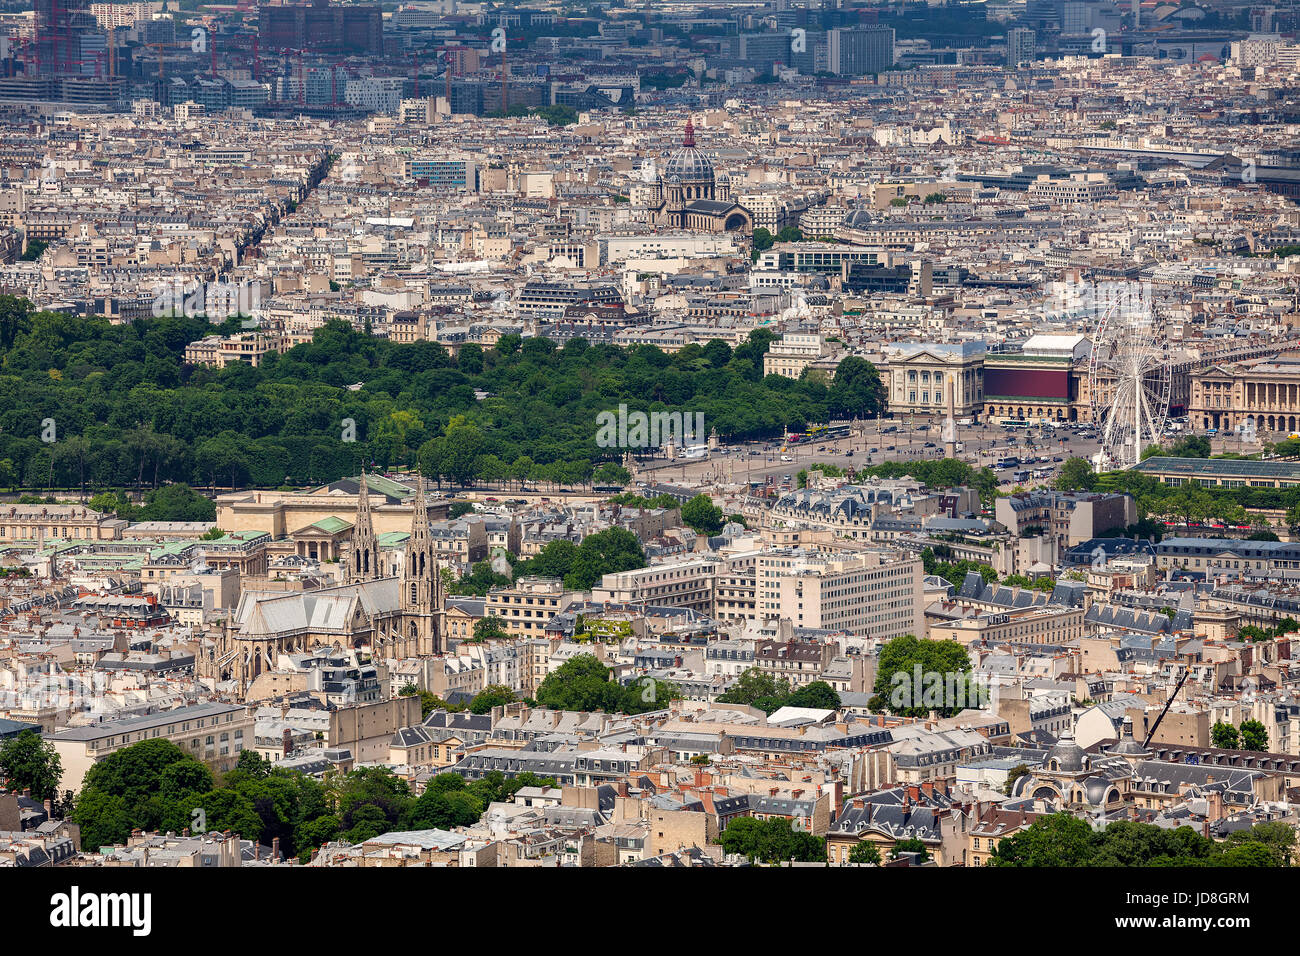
xmin=347 ymin=469 xmax=444 ymax=656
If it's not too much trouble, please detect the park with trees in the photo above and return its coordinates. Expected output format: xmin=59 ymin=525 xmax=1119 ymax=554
xmin=0 ymin=300 xmax=886 ymax=501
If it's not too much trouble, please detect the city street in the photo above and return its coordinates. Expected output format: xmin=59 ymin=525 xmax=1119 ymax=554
xmin=636 ymin=419 xmax=1105 ymax=491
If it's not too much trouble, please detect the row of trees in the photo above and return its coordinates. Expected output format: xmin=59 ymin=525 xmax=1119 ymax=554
xmin=1056 ymin=452 xmax=1296 ymax=532
xmin=399 ymin=682 xmax=515 ymax=716
xmin=717 ymin=817 xmax=826 ymax=863
xmin=869 ymin=634 xmax=980 ymax=719
xmin=0 ymin=300 xmax=885 ymax=493
xmin=1211 ymin=720 xmax=1270 ymax=751
xmin=715 ymin=670 xmax=842 ymax=714
xmin=533 ymin=654 xmax=679 ymax=715
xmin=58 ymin=735 xmax=556 ymax=859
xmin=854 ymin=457 xmax=1000 ymax=506
xmin=449 ymin=526 xmax=649 ymax=596
xmin=990 ymin=814 xmax=1293 ymax=867
xmin=920 ymin=545 xmax=999 ymax=591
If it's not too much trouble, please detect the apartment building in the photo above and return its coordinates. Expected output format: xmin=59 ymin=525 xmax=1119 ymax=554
xmin=0 ymin=504 xmax=126 ymax=543
xmin=1026 ymin=172 xmax=1116 ymax=204
xmin=1155 ymin=537 xmax=1300 ymax=581
xmin=183 ymin=331 xmax=284 ymax=369
xmin=484 ymin=577 xmax=582 ymax=639
xmin=763 ymin=333 xmax=842 ymax=380
xmin=591 ymin=558 xmax=717 ymax=614
xmin=930 ymin=604 xmax=1086 ymax=647
xmin=47 ymin=702 xmax=254 ymax=792
xmin=995 ymin=490 xmax=1135 ymax=548
xmin=759 ymin=549 xmax=924 ymax=640
xmin=754 ymin=639 xmax=835 ymax=688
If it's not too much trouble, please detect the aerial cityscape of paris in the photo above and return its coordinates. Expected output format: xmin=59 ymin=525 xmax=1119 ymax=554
xmin=0 ymin=0 xmax=1297 ymax=926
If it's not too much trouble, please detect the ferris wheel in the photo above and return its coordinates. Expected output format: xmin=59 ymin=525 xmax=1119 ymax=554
xmin=1088 ymin=299 xmax=1172 ymax=471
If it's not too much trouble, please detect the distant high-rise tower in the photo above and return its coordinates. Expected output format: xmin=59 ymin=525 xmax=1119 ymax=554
xmin=827 ymin=24 xmax=895 ymax=75
xmin=36 ymin=0 xmax=97 ymax=76
xmin=1007 ymin=27 xmax=1037 ymax=69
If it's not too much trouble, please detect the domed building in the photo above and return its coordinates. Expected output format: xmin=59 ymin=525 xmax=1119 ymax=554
xmin=650 ymin=120 xmax=752 ymax=233
xmin=1007 ymin=730 xmax=1130 ymax=815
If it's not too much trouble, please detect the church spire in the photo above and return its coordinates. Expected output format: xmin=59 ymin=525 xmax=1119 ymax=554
xmin=683 ymin=117 xmax=695 ymax=148
xmin=400 ymin=470 xmax=444 ymax=656
xmin=349 ymin=469 xmax=379 ymax=582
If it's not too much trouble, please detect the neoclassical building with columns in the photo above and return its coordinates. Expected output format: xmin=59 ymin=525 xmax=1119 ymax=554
xmin=1191 ymin=353 xmax=1300 ymax=435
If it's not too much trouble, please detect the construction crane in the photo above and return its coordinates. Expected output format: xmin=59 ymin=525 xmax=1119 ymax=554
xmin=224 ymin=33 xmax=262 ymax=83
xmin=147 ymin=42 xmax=166 ymax=80
xmin=330 ymin=59 xmax=346 ymax=107
xmin=145 ymin=38 xmax=204 ymax=82
xmin=7 ymin=35 xmax=34 ymax=78
xmin=1141 ymin=666 xmax=1192 ymax=747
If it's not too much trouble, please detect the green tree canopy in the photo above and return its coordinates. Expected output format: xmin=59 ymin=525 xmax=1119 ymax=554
xmin=717 ymin=816 xmax=825 ymax=864
xmin=0 ymin=731 xmax=62 ymax=801
xmin=681 ymin=493 xmax=724 ymax=535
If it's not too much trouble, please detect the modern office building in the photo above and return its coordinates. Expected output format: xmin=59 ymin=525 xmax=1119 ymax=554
xmin=406 ymin=156 xmax=479 ymax=190
xmin=758 ymin=549 xmax=925 ymax=640
xmin=1007 ymin=27 xmax=1037 ymax=68
xmin=827 ymin=25 xmax=895 ymax=76
xmin=257 ymin=0 xmax=384 ymax=56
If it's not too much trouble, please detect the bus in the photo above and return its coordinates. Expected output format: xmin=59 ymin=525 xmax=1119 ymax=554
xmin=1012 ymin=470 xmax=1031 ymax=483
xmin=809 ymin=423 xmax=851 ymax=441
xmin=1003 ymin=419 xmax=1032 ymax=429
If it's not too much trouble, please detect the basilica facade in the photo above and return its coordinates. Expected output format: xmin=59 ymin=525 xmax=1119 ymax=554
xmin=200 ymin=473 xmax=446 ymax=694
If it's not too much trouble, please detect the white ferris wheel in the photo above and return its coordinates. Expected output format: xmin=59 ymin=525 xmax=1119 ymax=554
xmin=1088 ymin=299 xmax=1172 ymax=471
